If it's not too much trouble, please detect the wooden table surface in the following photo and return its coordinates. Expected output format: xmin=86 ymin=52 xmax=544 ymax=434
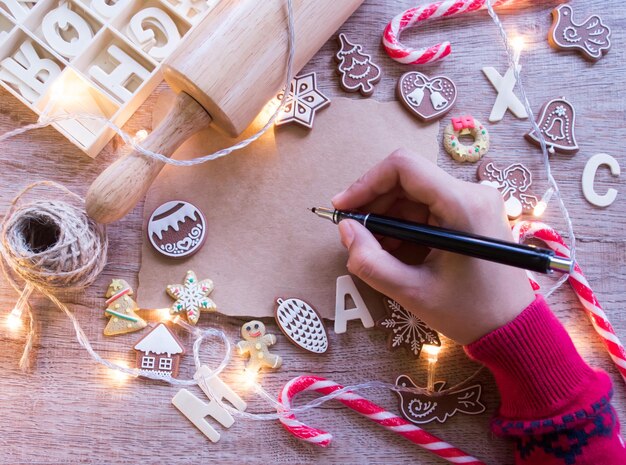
xmin=0 ymin=1 xmax=624 ymax=464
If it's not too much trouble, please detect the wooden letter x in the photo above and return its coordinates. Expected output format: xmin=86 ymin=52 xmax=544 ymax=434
xmin=482 ymin=66 xmax=528 ymax=122
xmin=172 ymin=365 xmax=246 ymax=443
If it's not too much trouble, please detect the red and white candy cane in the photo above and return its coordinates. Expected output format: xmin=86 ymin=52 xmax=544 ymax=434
xmin=383 ymin=0 xmax=516 ymax=65
xmin=278 ymin=375 xmax=485 ymax=464
xmin=513 ymin=221 xmax=626 ymax=384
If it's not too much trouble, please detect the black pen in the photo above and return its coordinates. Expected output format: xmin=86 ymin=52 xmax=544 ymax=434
xmin=311 ymin=207 xmax=572 ymax=274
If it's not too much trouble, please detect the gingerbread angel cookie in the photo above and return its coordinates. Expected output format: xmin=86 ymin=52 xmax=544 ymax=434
xmin=103 ymin=279 xmax=147 ymax=336
xmin=549 ymin=5 xmax=611 ymax=61
xmin=237 ymin=320 xmax=282 ymax=373
xmin=335 ymin=33 xmax=381 ymax=97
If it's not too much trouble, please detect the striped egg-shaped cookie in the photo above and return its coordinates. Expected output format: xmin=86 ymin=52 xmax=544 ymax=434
xmin=275 ymin=298 xmax=328 ymax=354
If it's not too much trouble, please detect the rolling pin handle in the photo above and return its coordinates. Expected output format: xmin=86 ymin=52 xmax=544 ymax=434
xmin=85 ymin=93 xmax=212 ymax=224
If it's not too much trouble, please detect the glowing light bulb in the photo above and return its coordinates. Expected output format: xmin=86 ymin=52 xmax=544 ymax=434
xmin=241 ymin=368 xmax=259 ymax=389
xmin=158 ymin=308 xmax=171 ymax=321
xmin=534 ymin=187 xmax=555 ymax=217
xmin=423 ymin=344 xmax=442 ymax=392
xmin=423 ymin=344 xmax=442 ymax=363
xmin=6 ymin=307 xmax=23 ymax=331
xmin=110 ymin=360 xmax=131 ymax=384
xmin=512 ymin=36 xmax=525 ymax=67
xmin=135 ymin=129 xmax=149 ymax=142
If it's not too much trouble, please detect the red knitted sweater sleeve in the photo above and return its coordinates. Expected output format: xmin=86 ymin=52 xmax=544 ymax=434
xmin=465 ymin=295 xmax=626 ymax=465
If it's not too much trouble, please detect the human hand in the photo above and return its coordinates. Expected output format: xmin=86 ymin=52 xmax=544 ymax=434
xmin=332 ymin=149 xmax=535 ymax=345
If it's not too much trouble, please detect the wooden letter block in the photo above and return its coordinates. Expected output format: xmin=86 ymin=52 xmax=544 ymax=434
xmin=0 ymin=0 xmax=31 ymax=21
xmin=582 ymin=153 xmax=620 ymax=207
xmin=91 ymin=0 xmax=129 ymax=20
xmin=42 ymin=4 xmax=94 ymax=59
xmin=0 ymin=40 xmax=61 ymax=102
xmin=166 ymin=0 xmax=215 ymax=23
xmin=195 ymin=365 xmax=247 ymax=415
xmin=88 ymin=45 xmax=150 ymax=102
xmin=334 ymin=275 xmax=374 ymax=334
xmin=172 ymin=389 xmax=222 ymax=442
xmin=127 ymin=7 xmax=181 ymax=62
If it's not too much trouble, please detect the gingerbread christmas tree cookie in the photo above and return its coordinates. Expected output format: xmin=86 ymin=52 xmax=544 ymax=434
xmin=103 ymin=279 xmax=147 ymax=336
xmin=166 ymin=270 xmax=216 ymax=325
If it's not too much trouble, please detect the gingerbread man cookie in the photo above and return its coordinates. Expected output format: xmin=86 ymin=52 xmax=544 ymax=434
xmin=237 ymin=320 xmax=282 ymax=373
xmin=103 ymin=279 xmax=147 ymax=336
xmin=335 ymin=33 xmax=381 ymax=97
xmin=549 ymin=5 xmax=611 ymax=62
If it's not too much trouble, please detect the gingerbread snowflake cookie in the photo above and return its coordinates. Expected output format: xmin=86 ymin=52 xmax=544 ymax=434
xmin=549 ymin=5 xmax=611 ymax=61
xmin=275 ymin=72 xmax=330 ymax=129
xmin=477 ymin=159 xmax=539 ymax=220
xmin=397 ymin=72 xmax=457 ymax=122
xmin=335 ymin=33 xmax=381 ymax=97
xmin=166 ymin=270 xmax=216 ymax=325
xmin=377 ymin=298 xmax=440 ymax=358
xmin=147 ymin=201 xmax=207 ymax=259
xmin=237 ymin=320 xmax=282 ymax=373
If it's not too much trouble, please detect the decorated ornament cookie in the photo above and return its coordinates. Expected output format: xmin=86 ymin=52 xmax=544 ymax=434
xmin=395 ymin=375 xmax=486 ymax=424
xmin=275 ymin=72 xmax=330 ymax=129
xmin=335 ymin=33 xmax=381 ymax=97
xmin=549 ymin=4 xmax=611 ymax=61
xmin=525 ymin=98 xmax=579 ymax=155
xmin=477 ymin=159 xmax=539 ymax=220
xmin=443 ymin=116 xmax=489 ymax=163
xmin=397 ymin=72 xmax=457 ymax=122
xmin=166 ymin=270 xmax=216 ymax=325
xmin=103 ymin=279 xmax=147 ymax=336
xmin=237 ymin=320 xmax=282 ymax=372
xmin=482 ymin=66 xmax=528 ymax=122
xmin=377 ymin=298 xmax=440 ymax=358
xmin=147 ymin=200 xmax=207 ymax=259
xmin=134 ymin=323 xmax=185 ymax=379
xmin=275 ymin=298 xmax=328 ymax=354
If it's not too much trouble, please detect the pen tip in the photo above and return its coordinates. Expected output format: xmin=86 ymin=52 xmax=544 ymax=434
xmin=310 ymin=207 xmax=316 ymax=213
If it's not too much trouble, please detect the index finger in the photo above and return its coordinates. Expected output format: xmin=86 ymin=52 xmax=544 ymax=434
xmin=331 ymin=149 xmax=458 ymax=214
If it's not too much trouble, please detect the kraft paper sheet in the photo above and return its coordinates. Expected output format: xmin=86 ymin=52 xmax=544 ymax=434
xmin=137 ymin=92 xmax=438 ymax=320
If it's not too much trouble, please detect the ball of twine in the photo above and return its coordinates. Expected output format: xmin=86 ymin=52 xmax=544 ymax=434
xmin=0 ymin=181 xmax=108 ymax=370
xmin=0 ymin=182 xmax=107 ymax=292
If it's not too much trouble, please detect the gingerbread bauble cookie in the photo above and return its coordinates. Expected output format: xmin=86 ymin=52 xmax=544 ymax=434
xmin=147 ymin=201 xmax=207 ymax=258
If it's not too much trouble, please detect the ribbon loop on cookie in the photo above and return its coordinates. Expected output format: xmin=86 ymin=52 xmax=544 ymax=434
xmin=451 ymin=115 xmax=475 ymax=131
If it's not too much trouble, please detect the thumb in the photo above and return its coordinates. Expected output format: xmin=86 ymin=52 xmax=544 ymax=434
xmin=338 ymin=220 xmax=424 ymax=300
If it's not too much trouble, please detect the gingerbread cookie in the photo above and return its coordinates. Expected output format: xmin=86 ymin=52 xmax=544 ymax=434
xmin=237 ymin=320 xmax=282 ymax=372
xmin=103 ymin=279 xmax=147 ymax=336
xmin=147 ymin=200 xmax=207 ymax=259
xmin=275 ymin=72 xmax=330 ymax=129
xmin=397 ymin=72 xmax=457 ymax=122
xmin=477 ymin=159 xmax=539 ymax=219
xmin=134 ymin=323 xmax=185 ymax=379
xmin=395 ymin=375 xmax=485 ymax=424
xmin=377 ymin=298 xmax=440 ymax=358
xmin=166 ymin=270 xmax=216 ymax=325
xmin=275 ymin=298 xmax=328 ymax=354
xmin=335 ymin=33 xmax=381 ymax=97
xmin=443 ymin=116 xmax=489 ymax=163
xmin=549 ymin=5 xmax=611 ymax=61
xmin=525 ymin=98 xmax=578 ymax=155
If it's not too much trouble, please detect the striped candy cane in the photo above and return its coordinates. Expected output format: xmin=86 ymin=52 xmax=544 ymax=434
xmin=383 ymin=0 xmax=516 ymax=65
xmin=513 ymin=221 xmax=626 ymax=384
xmin=278 ymin=375 xmax=485 ymax=464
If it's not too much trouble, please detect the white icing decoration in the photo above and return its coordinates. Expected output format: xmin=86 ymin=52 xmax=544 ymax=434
xmin=275 ymin=298 xmax=328 ymax=354
xmin=482 ymin=66 xmax=528 ymax=122
xmin=134 ymin=323 xmax=184 ymax=356
xmin=334 ymin=275 xmax=374 ymax=334
xmin=149 ymin=201 xmax=200 ymax=240
xmin=582 ymin=153 xmax=620 ymax=207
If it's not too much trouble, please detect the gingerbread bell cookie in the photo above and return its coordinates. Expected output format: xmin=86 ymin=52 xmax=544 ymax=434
xmin=525 ymin=98 xmax=578 ymax=155
xmin=335 ymin=33 xmax=381 ymax=97
xmin=395 ymin=375 xmax=485 ymax=424
xmin=397 ymin=72 xmax=457 ymax=122
xmin=275 ymin=298 xmax=328 ymax=354
xmin=549 ymin=4 xmax=611 ymax=61
xmin=477 ymin=159 xmax=539 ymax=220
xmin=377 ymin=298 xmax=440 ymax=358
xmin=148 ymin=200 xmax=207 ymax=259
xmin=443 ymin=116 xmax=489 ymax=163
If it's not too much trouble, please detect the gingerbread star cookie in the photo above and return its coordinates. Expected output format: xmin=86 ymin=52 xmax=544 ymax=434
xmin=166 ymin=270 xmax=216 ymax=325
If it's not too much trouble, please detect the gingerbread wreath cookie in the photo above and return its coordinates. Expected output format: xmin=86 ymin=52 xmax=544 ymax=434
xmin=443 ymin=116 xmax=489 ymax=163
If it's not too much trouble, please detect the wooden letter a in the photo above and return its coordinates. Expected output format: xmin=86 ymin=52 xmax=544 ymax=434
xmin=334 ymin=275 xmax=374 ymax=334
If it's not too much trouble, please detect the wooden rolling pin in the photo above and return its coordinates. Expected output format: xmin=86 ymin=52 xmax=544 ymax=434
xmin=86 ymin=0 xmax=364 ymax=224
